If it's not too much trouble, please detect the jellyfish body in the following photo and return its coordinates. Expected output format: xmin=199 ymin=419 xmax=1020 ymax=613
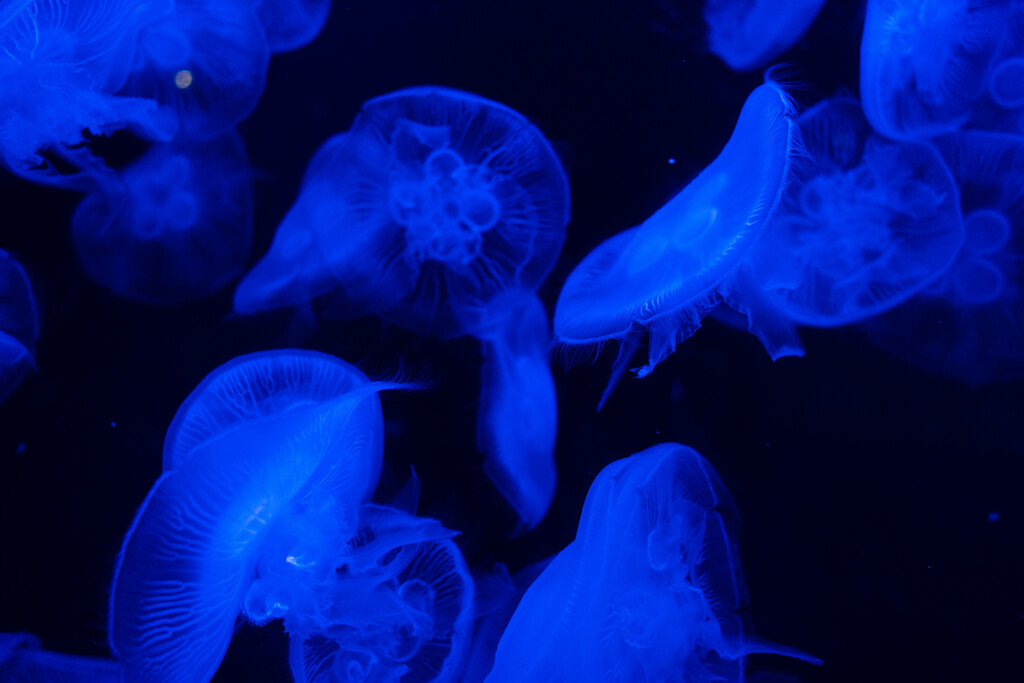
xmin=967 ymin=3 xmax=1024 ymax=133
xmin=256 ymin=0 xmax=331 ymax=53
xmin=862 ymin=131 xmax=1024 ymax=384
xmin=750 ymin=96 xmax=964 ymax=326
xmin=555 ymin=76 xmax=801 ymax=399
xmin=0 ymin=633 xmax=126 ymax=682
xmin=234 ymin=86 xmax=570 ymax=340
xmin=486 ymin=443 xmax=820 ymax=682
xmin=472 ymin=289 xmax=558 ymax=533
xmin=71 ymin=131 xmax=253 ymax=305
xmin=860 ymin=0 xmax=1013 ymax=139
xmin=0 ymin=251 xmax=38 ymax=403
xmin=704 ymin=0 xmax=825 ymax=72
xmin=109 ymin=350 xmax=395 ymax=682
xmin=118 ymin=0 xmax=270 ymax=141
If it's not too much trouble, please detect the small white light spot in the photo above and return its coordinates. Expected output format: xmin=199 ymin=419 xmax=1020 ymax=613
xmin=175 ymin=69 xmax=193 ymax=89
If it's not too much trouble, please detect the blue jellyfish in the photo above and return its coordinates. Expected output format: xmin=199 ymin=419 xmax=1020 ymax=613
xmin=750 ymin=96 xmax=965 ymax=326
xmin=554 ymin=75 xmax=801 ymax=406
xmin=117 ymin=0 xmax=270 ymax=141
xmin=486 ymin=443 xmax=821 ymax=682
xmin=966 ymin=3 xmax=1024 ymax=133
xmin=234 ymin=86 xmax=570 ymax=340
xmin=862 ymin=130 xmax=1024 ymax=384
xmin=256 ymin=0 xmax=331 ymax=53
xmin=704 ymin=0 xmax=826 ymax=72
xmin=0 ymin=633 xmax=126 ymax=682
xmin=109 ymin=350 xmax=401 ymax=682
xmin=71 ymin=131 xmax=253 ymax=305
xmin=860 ymin=0 xmax=1013 ymax=139
xmin=0 ymin=0 xmax=177 ymax=188
xmin=0 ymin=251 xmax=38 ymax=403
xmin=470 ymin=289 xmax=558 ymax=534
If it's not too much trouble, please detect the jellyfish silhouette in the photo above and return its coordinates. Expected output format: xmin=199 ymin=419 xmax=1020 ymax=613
xmin=0 ymin=251 xmax=38 ymax=403
xmin=750 ymin=96 xmax=964 ymax=327
xmin=234 ymin=86 xmax=570 ymax=340
xmin=862 ymin=130 xmax=1024 ymax=384
xmin=704 ymin=0 xmax=825 ymax=72
xmin=860 ymin=0 xmax=1013 ymax=139
xmin=256 ymin=0 xmax=331 ymax=53
xmin=71 ymin=131 xmax=253 ymax=305
xmin=109 ymin=350 xmax=403 ymax=683
xmin=554 ymin=75 xmax=801 ymax=406
xmin=118 ymin=0 xmax=270 ymax=141
xmin=486 ymin=443 xmax=821 ymax=682
xmin=0 ymin=633 xmax=126 ymax=682
xmin=0 ymin=0 xmax=177 ymax=188
xmin=470 ymin=289 xmax=558 ymax=534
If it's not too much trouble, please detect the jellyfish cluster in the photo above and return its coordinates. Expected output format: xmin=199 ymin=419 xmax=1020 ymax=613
xmin=1 ymin=1 xmax=1022 ymax=682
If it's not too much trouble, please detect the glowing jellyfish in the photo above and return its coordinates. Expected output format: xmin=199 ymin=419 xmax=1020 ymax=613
xmin=109 ymin=350 xmax=401 ymax=683
xmin=71 ymin=131 xmax=253 ymax=305
xmin=860 ymin=0 xmax=1013 ymax=139
xmin=0 ymin=633 xmax=126 ymax=682
xmin=118 ymin=0 xmax=270 ymax=141
xmin=256 ymin=0 xmax=331 ymax=53
xmin=486 ymin=443 xmax=821 ymax=682
xmin=0 ymin=0 xmax=177 ymax=187
xmin=471 ymin=289 xmax=557 ymax=534
xmin=704 ymin=0 xmax=826 ymax=72
xmin=554 ymin=75 xmax=801 ymax=406
xmin=751 ymin=96 xmax=964 ymax=326
xmin=234 ymin=86 xmax=570 ymax=340
xmin=967 ymin=4 xmax=1024 ymax=133
xmin=863 ymin=130 xmax=1024 ymax=384
xmin=0 ymin=251 xmax=38 ymax=403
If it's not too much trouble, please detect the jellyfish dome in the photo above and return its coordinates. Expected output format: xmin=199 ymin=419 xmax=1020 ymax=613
xmin=256 ymin=0 xmax=332 ymax=53
xmin=555 ymin=75 xmax=801 ymax=398
xmin=751 ymin=96 xmax=964 ymax=327
xmin=863 ymin=130 xmax=1024 ymax=385
xmin=234 ymin=85 xmax=570 ymax=339
xmin=0 ymin=250 xmax=38 ymax=403
xmin=486 ymin=443 xmax=821 ymax=682
xmin=109 ymin=349 xmax=398 ymax=683
xmin=704 ymin=0 xmax=826 ymax=72
xmin=860 ymin=0 xmax=1013 ymax=139
xmin=71 ymin=131 xmax=253 ymax=305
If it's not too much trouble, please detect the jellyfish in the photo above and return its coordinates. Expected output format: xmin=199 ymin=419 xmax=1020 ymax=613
xmin=0 ymin=0 xmax=177 ymax=188
xmin=469 ymin=289 xmax=558 ymax=534
xmin=860 ymin=0 xmax=1013 ymax=139
xmin=117 ymin=0 xmax=270 ymax=141
xmin=486 ymin=443 xmax=821 ymax=682
xmin=965 ymin=3 xmax=1024 ymax=133
xmin=0 ymin=251 xmax=38 ymax=403
xmin=256 ymin=0 xmax=332 ymax=53
xmin=554 ymin=75 xmax=801 ymax=406
xmin=704 ymin=0 xmax=826 ymax=72
xmin=109 ymin=350 xmax=405 ymax=682
xmin=70 ymin=131 xmax=254 ymax=305
xmin=234 ymin=85 xmax=570 ymax=340
xmin=0 ymin=633 xmax=126 ymax=682
xmin=749 ymin=96 xmax=964 ymax=327
xmin=862 ymin=130 xmax=1024 ymax=384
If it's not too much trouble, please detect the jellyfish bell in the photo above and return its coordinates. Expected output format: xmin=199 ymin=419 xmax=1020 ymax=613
xmin=0 ymin=251 xmax=38 ymax=403
xmin=704 ymin=0 xmax=826 ymax=72
xmin=255 ymin=0 xmax=331 ymax=53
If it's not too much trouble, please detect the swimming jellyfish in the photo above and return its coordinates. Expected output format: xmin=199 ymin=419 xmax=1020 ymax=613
xmin=0 ymin=251 xmax=38 ymax=403
xmin=860 ymin=0 xmax=1013 ymax=139
xmin=109 ymin=349 xmax=402 ymax=682
xmin=750 ymin=95 xmax=964 ymax=326
xmin=234 ymin=85 xmax=570 ymax=340
xmin=554 ymin=75 xmax=801 ymax=406
xmin=862 ymin=130 xmax=1024 ymax=384
xmin=0 ymin=633 xmax=126 ymax=682
xmin=71 ymin=131 xmax=254 ymax=305
xmin=486 ymin=443 xmax=821 ymax=682
xmin=704 ymin=0 xmax=826 ymax=72
xmin=256 ymin=0 xmax=332 ymax=53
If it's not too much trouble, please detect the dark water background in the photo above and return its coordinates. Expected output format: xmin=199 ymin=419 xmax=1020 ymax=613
xmin=1 ymin=1 xmax=1022 ymax=681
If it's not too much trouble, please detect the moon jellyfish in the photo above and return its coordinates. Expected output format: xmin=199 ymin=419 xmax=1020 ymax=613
xmin=109 ymin=350 xmax=401 ymax=683
xmin=71 ymin=131 xmax=253 ymax=305
xmin=860 ymin=0 xmax=1013 ymax=139
xmin=471 ymin=289 xmax=558 ymax=534
xmin=0 ymin=0 xmax=176 ymax=187
xmin=0 ymin=251 xmax=38 ymax=403
xmin=486 ymin=443 xmax=821 ymax=682
xmin=751 ymin=96 xmax=964 ymax=326
xmin=555 ymin=75 xmax=801 ymax=406
xmin=256 ymin=0 xmax=331 ymax=53
xmin=118 ymin=0 xmax=270 ymax=141
xmin=234 ymin=86 xmax=570 ymax=340
xmin=0 ymin=633 xmax=126 ymax=682
xmin=863 ymin=131 xmax=1024 ymax=384
xmin=704 ymin=0 xmax=826 ymax=72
